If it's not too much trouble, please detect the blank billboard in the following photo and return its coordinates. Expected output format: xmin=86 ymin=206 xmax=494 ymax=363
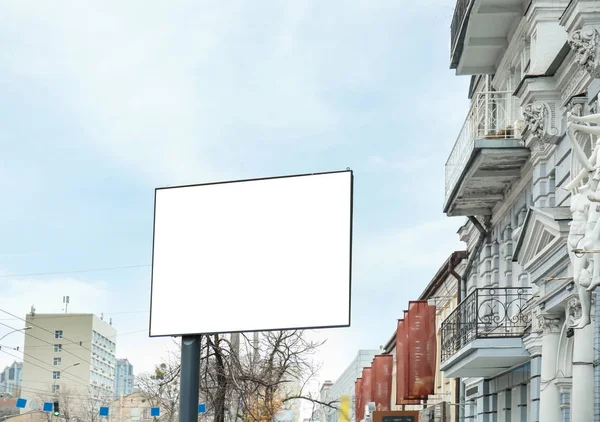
xmin=149 ymin=170 xmax=353 ymax=337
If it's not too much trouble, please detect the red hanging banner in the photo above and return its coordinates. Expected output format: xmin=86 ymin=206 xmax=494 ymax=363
xmin=395 ymin=315 xmax=407 ymax=405
xmin=361 ymin=367 xmax=373 ymax=412
xmin=405 ymin=300 xmax=437 ymax=400
xmin=355 ymin=378 xmax=363 ymax=422
xmin=371 ymin=354 xmax=393 ymax=411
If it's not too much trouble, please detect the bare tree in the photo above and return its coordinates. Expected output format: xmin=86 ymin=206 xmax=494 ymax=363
xmin=137 ymin=353 xmax=180 ymax=422
xmin=139 ymin=331 xmax=338 ymax=422
xmin=75 ymin=387 xmax=112 ymax=422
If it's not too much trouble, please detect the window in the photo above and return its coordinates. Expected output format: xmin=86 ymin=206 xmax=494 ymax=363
xmin=54 ymin=330 xmax=63 ymax=339
xmin=53 ymin=358 xmax=62 ymax=366
xmin=54 ymin=344 xmax=62 ymax=353
xmin=52 ymin=385 xmax=60 ymax=393
xmin=52 ymin=371 xmax=60 ymax=380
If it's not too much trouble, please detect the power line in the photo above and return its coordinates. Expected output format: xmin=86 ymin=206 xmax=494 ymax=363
xmin=0 ymin=311 xmax=149 ymax=321
xmin=0 ymin=319 xmax=108 ymax=376
xmin=0 ymin=264 xmax=150 ymax=278
xmin=0 ymin=344 xmax=92 ymax=386
xmin=0 ymin=349 xmax=89 ymax=389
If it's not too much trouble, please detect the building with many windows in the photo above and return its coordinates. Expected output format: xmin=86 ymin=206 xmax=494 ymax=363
xmin=0 ymin=362 xmax=22 ymax=397
xmin=20 ymin=312 xmax=117 ymax=409
xmin=115 ymin=358 xmax=134 ymax=399
xmin=320 ymin=350 xmax=380 ymax=422
xmin=439 ymin=0 xmax=600 ymax=421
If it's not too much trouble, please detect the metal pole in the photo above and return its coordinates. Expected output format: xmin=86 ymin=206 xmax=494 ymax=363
xmin=179 ymin=335 xmax=201 ymax=422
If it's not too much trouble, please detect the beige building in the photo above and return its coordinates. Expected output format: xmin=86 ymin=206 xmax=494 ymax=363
xmin=109 ymin=392 xmax=172 ymax=422
xmin=20 ymin=312 xmax=117 ymax=412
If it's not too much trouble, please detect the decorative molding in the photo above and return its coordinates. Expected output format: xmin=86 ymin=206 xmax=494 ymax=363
xmin=531 ymin=307 xmax=543 ymax=333
xmin=566 ymin=95 xmax=588 ymax=117
xmin=538 ymin=314 xmax=562 ymax=334
xmin=523 ymin=333 xmax=543 ymax=356
xmin=561 ymin=65 xmax=590 ymax=105
xmin=567 ymin=296 xmax=582 ymax=322
xmin=524 ymin=101 xmax=559 ymax=145
xmin=555 ymin=378 xmax=572 ymax=395
xmin=568 ymin=27 xmax=600 ymax=78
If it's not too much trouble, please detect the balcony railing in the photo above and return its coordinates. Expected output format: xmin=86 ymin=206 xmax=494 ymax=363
xmin=445 ymin=91 xmax=522 ymax=202
xmin=450 ymin=0 xmax=472 ymax=65
xmin=440 ymin=287 xmax=532 ymax=363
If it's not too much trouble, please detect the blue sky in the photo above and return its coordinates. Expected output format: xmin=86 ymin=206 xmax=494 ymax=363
xmin=0 ymin=1 xmax=469 ymax=387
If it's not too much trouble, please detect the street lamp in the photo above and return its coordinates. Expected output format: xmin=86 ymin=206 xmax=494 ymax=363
xmin=0 ymin=326 xmax=32 ymax=342
xmin=53 ymin=362 xmax=81 ymax=394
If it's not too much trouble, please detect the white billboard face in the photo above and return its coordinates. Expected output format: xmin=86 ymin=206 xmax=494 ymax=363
xmin=149 ymin=170 xmax=353 ymax=337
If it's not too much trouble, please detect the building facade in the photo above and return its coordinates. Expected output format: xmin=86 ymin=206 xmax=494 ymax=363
xmin=440 ymin=0 xmax=600 ymax=421
xmin=20 ymin=312 xmax=117 ymax=411
xmin=115 ymin=358 xmax=135 ymax=399
xmin=321 ymin=350 xmax=380 ymax=422
xmin=109 ymin=391 xmax=171 ymax=422
xmin=0 ymin=361 xmax=22 ymax=397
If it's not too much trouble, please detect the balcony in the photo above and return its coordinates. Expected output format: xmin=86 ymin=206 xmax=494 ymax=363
xmin=440 ymin=287 xmax=532 ymax=378
xmin=450 ymin=0 xmax=522 ymax=74
xmin=444 ymin=91 xmax=529 ymax=217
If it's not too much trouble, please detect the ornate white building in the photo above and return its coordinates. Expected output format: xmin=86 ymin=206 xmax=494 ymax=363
xmin=440 ymin=0 xmax=600 ymax=421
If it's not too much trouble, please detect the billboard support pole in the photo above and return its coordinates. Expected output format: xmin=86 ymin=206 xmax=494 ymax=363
xmin=180 ymin=335 xmax=201 ymax=422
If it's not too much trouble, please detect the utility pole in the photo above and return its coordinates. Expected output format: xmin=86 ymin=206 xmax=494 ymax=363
xmin=229 ymin=333 xmax=240 ymax=422
xmin=179 ymin=336 xmax=201 ymax=422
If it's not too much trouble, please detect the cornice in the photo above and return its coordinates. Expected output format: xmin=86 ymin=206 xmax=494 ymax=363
xmin=560 ymin=0 xmax=600 ymax=34
xmin=523 ymin=333 xmax=543 ymax=356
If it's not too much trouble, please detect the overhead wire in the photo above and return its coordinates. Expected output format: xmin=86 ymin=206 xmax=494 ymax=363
xmin=0 ymin=264 xmax=150 ymax=278
xmin=0 ymin=311 xmax=149 ymax=321
xmin=0 ymin=349 xmax=89 ymax=389
xmin=0 ymin=319 xmax=110 ymax=377
xmin=0 ymin=345 xmax=92 ymax=386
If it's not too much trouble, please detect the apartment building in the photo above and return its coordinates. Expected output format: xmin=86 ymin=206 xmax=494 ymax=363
xmin=20 ymin=313 xmax=117 ymax=404
xmin=115 ymin=358 xmax=135 ymax=399
xmin=320 ymin=350 xmax=379 ymax=422
xmin=440 ymin=0 xmax=600 ymax=421
xmin=0 ymin=362 xmax=22 ymax=396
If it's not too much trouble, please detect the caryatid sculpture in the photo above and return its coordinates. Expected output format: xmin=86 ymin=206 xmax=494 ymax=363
xmin=564 ymin=110 xmax=600 ymax=328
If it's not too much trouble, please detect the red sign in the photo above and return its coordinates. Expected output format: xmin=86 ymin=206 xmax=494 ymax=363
xmin=371 ymin=354 xmax=393 ymax=411
xmin=405 ymin=301 xmax=437 ymax=400
xmin=395 ymin=315 xmax=407 ymax=405
xmin=355 ymin=378 xmax=363 ymax=422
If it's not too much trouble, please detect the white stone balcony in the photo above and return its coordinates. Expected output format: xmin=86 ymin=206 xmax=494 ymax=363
xmin=450 ymin=0 xmax=522 ymax=74
xmin=444 ymin=91 xmax=530 ymax=217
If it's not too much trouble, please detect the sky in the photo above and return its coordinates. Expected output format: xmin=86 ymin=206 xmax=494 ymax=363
xmin=0 ymin=0 xmax=470 ymax=396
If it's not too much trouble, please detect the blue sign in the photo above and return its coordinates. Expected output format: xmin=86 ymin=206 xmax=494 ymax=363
xmin=43 ymin=402 xmax=53 ymax=412
xmin=198 ymin=404 xmax=206 ymax=414
xmin=151 ymin=407 xmax=160 ymax=417
xmin=15 ymin=398 xmax=27 ymax=409
xmin=99 ymin=407 xmax=109 ymax=417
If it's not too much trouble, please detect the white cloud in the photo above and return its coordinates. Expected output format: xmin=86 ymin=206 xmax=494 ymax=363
xmin=355 ymin=217 xmax=465 ymax=276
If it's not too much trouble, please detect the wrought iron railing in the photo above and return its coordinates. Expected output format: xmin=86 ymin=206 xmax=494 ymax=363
xmin=440 ymin=287 xmax=532 ymax=363
xmin=444 ymin=91 xmax=522 ymax=204
xmin=450 ymin=0 xmax=472 ymax=64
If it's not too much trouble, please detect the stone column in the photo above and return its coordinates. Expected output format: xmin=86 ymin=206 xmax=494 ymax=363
xmin=571 ymin=298 xmax=595 ymax=422
xmin=538 ymin=315 xmax=562 ymax=422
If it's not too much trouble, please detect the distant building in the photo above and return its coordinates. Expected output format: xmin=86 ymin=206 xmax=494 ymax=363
xmin=115 ymin=358 xmax=135 ymax=398
xmin=0 ymin=362 xmax=22 ymax=396
xmin=21 ymin=312 xmax=117 ymax=412
xmin=109 ymin=391 xmax=172 ymax=422
xmin=321 ymin=350 xmax=379 ymax=422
